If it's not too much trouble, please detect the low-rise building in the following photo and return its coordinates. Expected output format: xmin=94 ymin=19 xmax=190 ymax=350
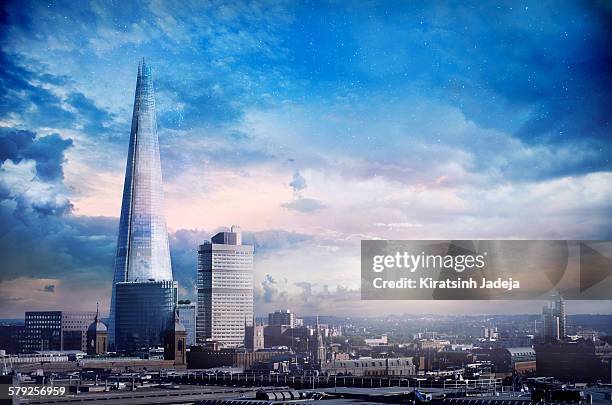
xmin=187 ymin=346 xmax=290 ymax=370
xmin=488 ymin=347 xmax=536 ymax=375
xmin=322 ymin=357 xmax=415 ymax=377
xmin=536 ymin=340 xmax=612 ymax=383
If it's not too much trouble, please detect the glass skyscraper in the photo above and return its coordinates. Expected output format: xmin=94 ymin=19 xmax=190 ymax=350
xmin=109 ymin=59 xmax=175 ymax=349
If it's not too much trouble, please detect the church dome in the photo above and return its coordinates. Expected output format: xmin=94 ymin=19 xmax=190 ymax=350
xmin=88 ymin=304 xmax=107 ymax=333
xmin=88 ymin=319 xmax=107 ymax=333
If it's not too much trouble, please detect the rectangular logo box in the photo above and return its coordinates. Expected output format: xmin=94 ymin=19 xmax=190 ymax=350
xmin=361 ymin=240 xmax=612 ymax=300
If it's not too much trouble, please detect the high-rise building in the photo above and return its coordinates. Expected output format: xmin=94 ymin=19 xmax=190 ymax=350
xmin=22 ymin=311 xmax=96 ymax=353
xmin=541 ymin=293 xmax=566 ymax=342
xmin=176 ymin=301 xmax=197 ymax=347
xmin=197 ymin=226 xmax=253 ymax=348
xmin=108 ymin=59 xmax=175 ymax=349
xmin=268 ymin=309 xmax=295 ymax=328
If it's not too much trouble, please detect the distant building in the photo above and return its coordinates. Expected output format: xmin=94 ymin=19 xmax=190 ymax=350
xmin=418 ymin=339 xmax=450 ymax=351
xmin=365 ymin=335 xmax=388 ymax=346
xmin=263 ymin=325 xmax=313 ymax=349
xmin=488 ymin=347 xmax=536 ymax=374
xmin=542 ymin=294 xmax=566 ymax=342
xmin=187 ymin=346 xmax=289 ymax=370
xmin=22 ymin=311 xmax=96 ymax=353
xmin=176 ymin=301 xmax=196 ymax=347
xmin=312 ymin=318 xmax=326 ymax=367
xmin=268 ymin=309 xmax=295 ymax=328
xmin=245 ymin=322 xmax=265 ymax=351
xmin=322 ymin=357 xmax=416 ymax=377
xmin=536 ymin=340 xmax=612 ymax=383
xmin=482 ymin=326 xmax=498 ymax=340
xmin=197 ymin=226 xmax=254 ymax=347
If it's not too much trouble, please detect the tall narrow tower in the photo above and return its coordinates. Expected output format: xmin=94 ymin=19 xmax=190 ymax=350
xmin=109 ymin=59 xmax=175 ymax=348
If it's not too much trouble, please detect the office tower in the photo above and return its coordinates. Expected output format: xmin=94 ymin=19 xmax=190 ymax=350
xmin=23 ymin=311 xmax=61 ymax=352
xmin=22 ymin=311 xmax=96 ymax=353
xmin=268 ymin=309 xmax=295 ymax=328
xmin=197 ymin=226 xmax=253 ymax=348
xmin=176 ymin=301 xmax=197 ymax=347
xmin=108 ymin=59 xmax=174 ymax=348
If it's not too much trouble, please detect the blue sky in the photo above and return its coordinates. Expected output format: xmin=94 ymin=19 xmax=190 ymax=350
xmin=0 ymin=0 xmax=611 ymax=317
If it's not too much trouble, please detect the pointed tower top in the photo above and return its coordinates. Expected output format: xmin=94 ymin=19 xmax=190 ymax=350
xmin=95 ymin=302 xmax=99 ymax=322
xmin=172 ymin=308 xmax=186 ymax=332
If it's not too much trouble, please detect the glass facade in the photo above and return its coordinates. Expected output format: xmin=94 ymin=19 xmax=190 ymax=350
xmin=114 ymin=280 xmax=177 ymax=352
xmin=109 ymin=59 xmax=174 ymax=346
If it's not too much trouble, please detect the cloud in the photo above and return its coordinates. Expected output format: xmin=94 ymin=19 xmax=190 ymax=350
xmin=0 ymin=0 xmax=611 ymax=319
xmin=66 ymin=92 xmax=116 ymax=136
xmin=289 ymin=171 xmax=306 ymax=192
xmin=259 ymin=274 xmax=288 ymax=304
xmin=281 ymin=197 xmax=326 ymax=213
xmin=42 ymin=284 xmax=55 ymax=293
xmin=0 ymin=128 xmax=73 ymax=181
xmin=0 ymin=51 xmax=75 ymax=129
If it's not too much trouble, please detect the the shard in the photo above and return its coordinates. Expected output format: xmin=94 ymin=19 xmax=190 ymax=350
xmin=108 ymin=59 xmax=175 ymax=349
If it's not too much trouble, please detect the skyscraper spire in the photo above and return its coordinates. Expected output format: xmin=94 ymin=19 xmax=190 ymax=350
xmin=108 ymin=59 xmax=173 ymax=345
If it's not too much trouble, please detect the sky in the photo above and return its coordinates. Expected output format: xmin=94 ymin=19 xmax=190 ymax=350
xmin=0 ymin=0 xmax=611 ymax=318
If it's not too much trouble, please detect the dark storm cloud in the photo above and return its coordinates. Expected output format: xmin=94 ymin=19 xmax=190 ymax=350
xmin=0 ymin=127 xmax=113 ymax=283
xmin=42 ymin=284 xmax=55 ymax=293
xmin=0 ymin=205 xmax=117 ymax=282
xmin=0 ymin=128 xmax=73 ymax=181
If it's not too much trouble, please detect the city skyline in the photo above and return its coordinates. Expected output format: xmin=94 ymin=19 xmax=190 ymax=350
xmin=1 ymin=1 xmax=612 ymax=317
